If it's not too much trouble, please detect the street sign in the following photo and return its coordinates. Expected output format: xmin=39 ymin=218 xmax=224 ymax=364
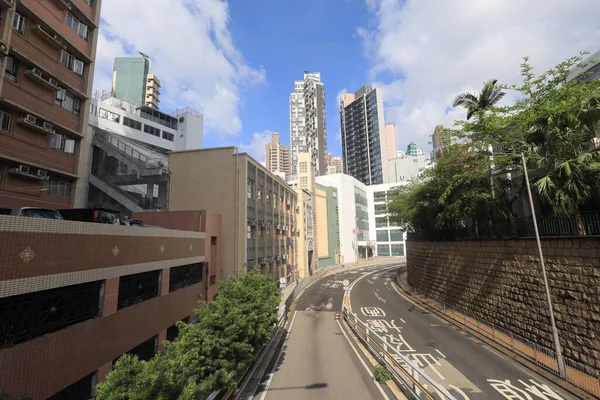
xmin=342 ymin=279 xmax=350 ymax=291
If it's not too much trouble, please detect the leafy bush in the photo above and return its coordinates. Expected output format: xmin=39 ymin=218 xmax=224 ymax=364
xmin=373 ymin=365 xmax=391 ymax=383
xmin=95 ymin=271 xmax=280 ymax=399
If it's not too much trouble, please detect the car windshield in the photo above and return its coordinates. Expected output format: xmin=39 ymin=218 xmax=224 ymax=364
xmin=22 ymin=209 xmax=63 ymax=219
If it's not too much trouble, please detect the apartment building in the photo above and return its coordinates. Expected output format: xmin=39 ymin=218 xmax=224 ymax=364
xmin=368 ymin=183 xmax=407 ymax=257
xmin=431 ymin=124 xmax=451 ymax=161
xmin=340 ymin=86 xmax=388 ymax=186
xmin=265 ymin=132 xmax=290 ymax=179
xmin=325 ymin=151 xmax=342 ymax=174
xmin=386 ymin=153 xmax=431 ymax=183
xmin=0 ymin=0 xmax=101 ymax=210
xmin=0 ymin=213 xmax=220 ymax=399
xmin=169 ymin=147 xmax=298 ymax=281
xmin=289 ymin=72 xmax=327 ymax=179
xmin=384 ymin=123 xmax=397 ymax=161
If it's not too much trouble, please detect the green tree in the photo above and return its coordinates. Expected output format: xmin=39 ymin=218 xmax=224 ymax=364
xmin=452 ymin=79 xmax=506 ymax=121
xmin=95 ymin=271 xmax=280 ymax=400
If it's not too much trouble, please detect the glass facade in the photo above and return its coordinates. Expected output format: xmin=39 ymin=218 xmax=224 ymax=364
xmin=113 ymin=57 xmax=150 ymax=107
xmin=340 ymin=86 xmax=384 ymax=185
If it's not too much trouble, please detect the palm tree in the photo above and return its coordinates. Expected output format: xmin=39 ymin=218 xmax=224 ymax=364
xmin=453 ymin=79 xmax=506 ymax=120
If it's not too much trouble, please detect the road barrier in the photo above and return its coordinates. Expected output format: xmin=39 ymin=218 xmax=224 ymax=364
xmin=395 ymin=269 xmax=600 ymax=399
xmin=341 ymin=304 xmax=458 ymax=400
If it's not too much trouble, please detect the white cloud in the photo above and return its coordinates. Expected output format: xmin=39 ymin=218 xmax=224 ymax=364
xmin=94 ymin=0 xmax=265 ymax=136
xmin=361 ymin=0 xmax=600 ymax=152
xmin=239 ymin=130 xmax=275 ymax=162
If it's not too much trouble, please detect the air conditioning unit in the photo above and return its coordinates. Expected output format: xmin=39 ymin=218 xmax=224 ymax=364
xmin=0 ymin=42 xmax=8 ymax=57
xmin=25 ymin=114 xmax=36 ymax=124
xmin=36 ymin=169 xmax=47 ymax=178
xmin=247 ymin=260 xmax=255 ymax=267
xmin=286 ymin=199 xmax=291 ymax=206
xmin=48 ymin=78 xmax=58 ymax=86
xmin=17 ymin=165 xmax=30 ymax=174
xmin=32 ymin=68 xmax=43 ymax=78
xmin=42 ymin=122 xmax=53 ymax=131
xmin=53 ymin=34 xmax=63 ymax=44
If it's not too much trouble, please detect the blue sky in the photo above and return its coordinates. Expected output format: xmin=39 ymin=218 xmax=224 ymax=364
xmin=94 ymin=0 xmax=600 ymax=163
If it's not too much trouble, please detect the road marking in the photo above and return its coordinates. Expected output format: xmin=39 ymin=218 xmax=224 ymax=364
xmin=259 ymin=311 xmax=298 ymax=400
xmin=347 ymin=266 xmax=397 ymax=310
xmin=400 ymin=318 xmax=406 ymax=323
xmin=435 ymin=349 xmax=446 ymax=359
xmin=449 ymin=385 xmax=470 ymax=400
xmin=335 ymin=318 xmax=391 ymax=400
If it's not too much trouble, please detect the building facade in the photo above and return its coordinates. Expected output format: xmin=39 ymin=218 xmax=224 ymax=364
xmin=265 ymin=132 xmax=290 ymax=179
xmin=296 ymin=152 xmax=318 ymax=277
xmin=340 ymin=86 xmax=387 ymax=186
xmin=112 ymin=55 xmax=160 ymax=109
xmin=316 ymin=174 xmax=372 ymax=263
xmin=431 ymin=124 xmax=451 ymax=160
xmin=567 ymin=49 xmax=600 ymax=83
xmin=384 ymin=123 xmax=397 ymax=161
xmin=368 ymin=183 xmax=407 ymax=258
xmin=289 ymin=72 xmax=327 ymax=179
xmin=406 ymin=142 xmax=423 ymax=157
xmin=0 ymin=0 xmax=101 ymax=210
xmin=169 ymin=147 xmax=298 ymax=281
xmin=0 ymin=213 xmax=220 ymax=399
xmin=325 ymin=151 xmax=343 ymax=174
xmin=316 ymin=183 xmax=340 ymax=268
xmin=386 ymin=153 xmax=431 ymax=183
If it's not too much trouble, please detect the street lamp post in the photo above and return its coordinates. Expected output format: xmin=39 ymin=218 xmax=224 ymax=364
xmin=521 ymin=152 xmax=566 ymax=378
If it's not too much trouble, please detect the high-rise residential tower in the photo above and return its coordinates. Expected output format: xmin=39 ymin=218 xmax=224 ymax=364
xmin=265 ymin=132 xmax=290 ymax=179
xmin=384 ymin=123 xmax=397 ymax=161
xmin=325 ymin=152 xmax=343 ymax=174
xmin=112 ymin=55 xmax=160 ymax=109
xmin=289 ymin=72 xmax=327 ymax=179
xmin=431 ymin=124 xmax=451 ymax=160
xmin=340 ymin=86 xmax=387 ymax=186
xmin=0 ymin=0 xmax=101 ymax=209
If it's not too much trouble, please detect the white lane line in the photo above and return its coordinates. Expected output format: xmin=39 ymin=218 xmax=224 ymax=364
xmin=335 ymin=318 xmax=391 ymax=400
xmin=435 ymin=349 xmax=446 ymax=359
xmin=448 ymin=385 xmax=470 ymax=400
xmin=259 ymin=311 xmax=298 ymax=400
xmin=347 ymin=265 xmax=398 ymax=310
xmin=400 ymin=318 xmax=406 ymax=324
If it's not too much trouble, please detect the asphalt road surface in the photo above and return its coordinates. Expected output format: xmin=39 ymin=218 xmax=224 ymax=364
xmin=349 ymin=267 xmax=575 ymax=400
xmin=257 ymin=265 xmax=396 ymax=400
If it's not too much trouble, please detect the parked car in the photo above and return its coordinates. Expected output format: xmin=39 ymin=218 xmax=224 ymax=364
xmin=0 ymin=206 xmax=63 ymax=219
xmin=58 ymin=208 xmax=121 ymax=224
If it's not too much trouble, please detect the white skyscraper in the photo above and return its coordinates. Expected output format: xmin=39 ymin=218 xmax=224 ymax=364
xmin=289 ymin=72 xmax=327 ymax=180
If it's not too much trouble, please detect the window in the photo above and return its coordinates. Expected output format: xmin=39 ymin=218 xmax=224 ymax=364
xmin=50 ymin=134 xmax=62 ymax=150
xmin=299 ymin=176 xmax=307 ymax=188
xmin=247 ymin=179 xmax=253 ymax=199
xmin=56 ymin=89 xmax=81 ymax=115
xmin=143 ymin=124 xmax=160 ymax=137
xmin=50 ymin=134 xmax=75 ymax=155
xmin=123 ymin=117 xmax=142 ymax=130
xmin=162 ymin=131 xmax=174 ymax=142
xmin=247 ymin=226 xmax=251 ymax=239
xmin=66 ymin=13 xmax=88 ymax=40
xmin=4 ymin=56 xmax=18 ymax=82
xmin=44 ymin=179 xmax=72 ymax=197
xmin=98 ymin=108 xmax=120 ymax=123
xmin=12 ymin=13 xmax=25 ymax=34
xmin=0 ymin=111 xmax=10 ymax=132
xmin=169 ymin=263 xmax=203 ymax=293
xmin=60 ymin=50 xmax=85 ymax=75
xmin=257 ymin=184 xmax=262 ymax=200
xmin=299 ymin=162 xmax=307 ymax=173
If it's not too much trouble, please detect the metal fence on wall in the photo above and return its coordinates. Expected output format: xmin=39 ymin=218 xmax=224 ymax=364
xmin=408 ymin=210 xmax=600 ymax=241
xmin=395 ymin=269 xmax=600 ymax=398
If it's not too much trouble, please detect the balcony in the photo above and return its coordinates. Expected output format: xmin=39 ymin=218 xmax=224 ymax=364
xmin=32 ymin=25 xmax=67 ymax=50
xmin=24 ymin=68 xmax=60 ymax=92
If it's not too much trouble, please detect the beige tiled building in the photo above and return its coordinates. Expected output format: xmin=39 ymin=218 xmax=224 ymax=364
xmin=296 ymin=152 xmax=318 ymax=277
xmin=265 ymin=132 xmax=290 ymax=179
xmin=169 ymin=147 xmax=298 ymax=281
xmin=326 ymin=151 xmax=343 ymax=174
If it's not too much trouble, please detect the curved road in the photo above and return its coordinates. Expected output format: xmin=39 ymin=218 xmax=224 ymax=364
xmin=349 ymin=267 xmax=575 ymax=400
xmin=256 ymin=264 xmax=395 ymax=400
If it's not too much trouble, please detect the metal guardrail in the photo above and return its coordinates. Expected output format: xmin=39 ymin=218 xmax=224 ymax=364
xmin=342 ymin=305 xmax=457 ymax=400
xmin=395 ymin=270 xmax=600 ymax=398
xmin=94 ymin=130 xmax=168 ymax=171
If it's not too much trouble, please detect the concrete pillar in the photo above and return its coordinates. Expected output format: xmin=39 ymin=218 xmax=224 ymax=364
xmin=158 ymin=181 xmax=168 ymax=209
xmin=102 ymin=277 xmax=119 ymax=317
xmin=157 ymin=329 xmax=167 ymax=353
xmin=160 ymin=268 xmax=170 ymax=297
xmin=146 ymin=183 xmax=154 ymax=208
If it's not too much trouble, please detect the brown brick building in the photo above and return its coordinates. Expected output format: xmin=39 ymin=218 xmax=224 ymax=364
xmin=0 ymin=212 xmax=221 ymax=399
xmin=0 ymin=0 xmax=101 ymax=209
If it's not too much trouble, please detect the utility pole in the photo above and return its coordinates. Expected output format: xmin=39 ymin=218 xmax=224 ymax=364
xmin=521 ymin=152 xmax=566 ymax=377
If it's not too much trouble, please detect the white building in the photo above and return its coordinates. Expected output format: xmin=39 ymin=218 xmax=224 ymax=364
xmin=315 ymin=174 xmax=372 ymax=263
xmin=367 ymin=183 xmax=408 ymax=258
xmin=386 ymin=154 xmax=431 ymax=183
